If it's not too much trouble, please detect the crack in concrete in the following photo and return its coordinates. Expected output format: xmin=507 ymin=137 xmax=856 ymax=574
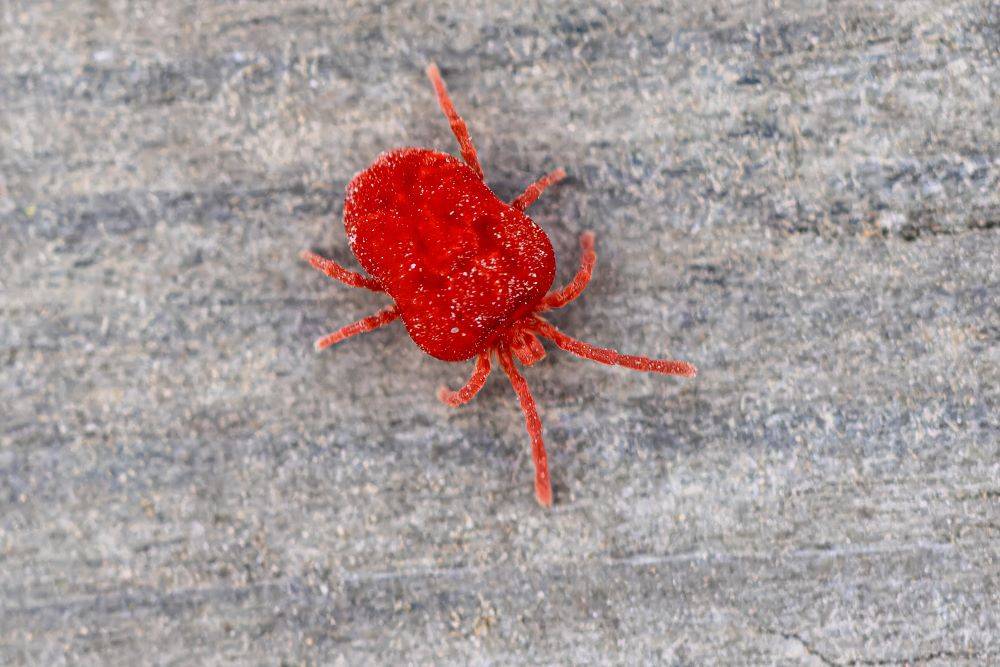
xmin=758 ymin=624 xmax=975 ymax=666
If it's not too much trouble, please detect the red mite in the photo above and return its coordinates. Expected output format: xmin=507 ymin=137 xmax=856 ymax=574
xmin=303 ymin=65 xmax=697 ymax=507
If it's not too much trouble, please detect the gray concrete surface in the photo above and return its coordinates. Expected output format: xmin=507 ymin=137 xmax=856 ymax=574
xmin=2 ymin=1 xmax=998 ymax=664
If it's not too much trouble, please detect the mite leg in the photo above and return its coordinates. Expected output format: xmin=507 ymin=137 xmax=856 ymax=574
xmin=438 ymin=351 xmax=492 ymax=406
xmin=497 ymin=346 xmax=552 ymax=507
xmin=510 ymin=330 xmax=546 ymax=367
xmin=301 ymin=250 xmax=383 ymax=291
xmin=531 ymin=318 xmax=697 ymax=378
xmin=541 ymin=232 xmax=596 ymax=310
xmin=315 ymin=305 xmax=400 ymax=351
xmin=511 ymin=168 xmax=566 ymax=211
xmin=426 ymin=64 xmax=484 ymax=179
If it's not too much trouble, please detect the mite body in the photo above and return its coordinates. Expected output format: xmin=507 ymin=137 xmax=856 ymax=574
xmin=303 ymin=65 xmax=696 ymax=506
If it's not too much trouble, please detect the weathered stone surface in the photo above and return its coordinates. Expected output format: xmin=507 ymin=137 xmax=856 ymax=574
xmin=1 ymin=1 xmax=997 ymax=664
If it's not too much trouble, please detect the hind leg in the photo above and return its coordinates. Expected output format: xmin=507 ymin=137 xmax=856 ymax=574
xmin=426 ymin=64 xmax=484 ymax=179
xmin=512 ymin=168 xmax=566 ymax=211
xmin=541 ymin=232 xmax=596 ymax=310
xmin=314 ymin=305 xmax=400 ymax=351
xmin=301 ymin=250 xmax=382 ymax=291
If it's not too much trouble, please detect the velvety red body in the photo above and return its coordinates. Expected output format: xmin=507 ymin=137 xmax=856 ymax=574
xmin=344 ymin=148 xmax=556 ymax=361
xmin=304 ymin=65 xmax=696 ymax=507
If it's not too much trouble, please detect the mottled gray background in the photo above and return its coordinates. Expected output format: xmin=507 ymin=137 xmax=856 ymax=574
xmin=2 ymin=1 xmax=998 ymax=665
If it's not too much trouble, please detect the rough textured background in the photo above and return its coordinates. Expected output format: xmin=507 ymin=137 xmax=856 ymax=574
xmin=2 ymin=1 xmax=998 ymax=665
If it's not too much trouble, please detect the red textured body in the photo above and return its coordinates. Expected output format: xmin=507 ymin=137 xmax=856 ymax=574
xmin=344 ymin=148 xmax=556 ymax=361
xmin=302 ymin=64 xmax=697 ymax=507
